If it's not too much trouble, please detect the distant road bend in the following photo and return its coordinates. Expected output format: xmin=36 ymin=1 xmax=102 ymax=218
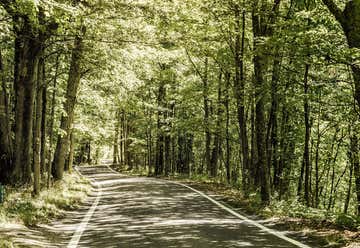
xmin=64 ymin=165 xmax=311 ymax=248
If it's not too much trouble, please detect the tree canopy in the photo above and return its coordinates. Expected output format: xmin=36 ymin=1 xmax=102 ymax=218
xmin=0 ymin=0 xmax=360 ymax=220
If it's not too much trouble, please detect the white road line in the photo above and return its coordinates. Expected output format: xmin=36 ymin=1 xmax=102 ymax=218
xmin=67 ymin=170 xmax=102 ymax=248
xmin=69 ymin=166 xmax=310 ymax=248
xmin=168 ymin=180 xmax=311 ymax=248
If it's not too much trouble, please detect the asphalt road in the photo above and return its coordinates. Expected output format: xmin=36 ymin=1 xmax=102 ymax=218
xmin=45 ymin=165 xmax=311 ymax=248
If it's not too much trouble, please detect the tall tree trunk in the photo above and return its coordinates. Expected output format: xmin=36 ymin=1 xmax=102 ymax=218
xmin=186 ymin=133 xmax=194 ymax=176
xmin=124 ymin=112 xmax=129 ymax=166
xmin=120 ymin=109 xmax=125 ymax=166
xmin=314 ymin=95 xmax=321 ymax=208
xmin=234 ymin=6 xmax=250 ymax=191
xmin=302 ymin=64 xmax=311 ymax=206
xmin=225 ymin=72 xmax=231 ymax=184
xmin=40 ymin=63 xmax=47 ymax=179
xmin=14 ymin=29 xmax=42 ymax=184
xmin=113 ymin=110 xmax=120 ymax=165
xmin=164 ymin=102 xmax=171 ymax=176
xmin=53 ymin=26 xmax=86 ymax=180
xmin=0 ymin=50 xmax=12 ymax=182
xmin=146 ymin=106 xmax=152 ymax=174
xmin=210 ymin=72 xmax=223 ymax=178
xmin=177 ymin=132 xmax=185 ymax=174
xmin=278 ymin=104 xmax=291 ymax=199
xmin=170 ymin=102 xmax=176 ymax=175
xmin=252 ymin=7 xmax=270 ymax=203
xmin=33 ymin=57 xmax=44 ymax=196
xmin=12 ymin=34 xmax=24 ymax=182
xmin=164 ymin=131 xmax=171 ymax=176
xmin=47 ymin=54 xmax=59 ymax=187
xmin=344 ymin=155 xmax=354 ymax=214
xmin=351 ymin=132 xmax=360 ymax=215
xmin=326 ymin=131 xmax=343 ymax=210
xmin=203 ymin=57 xmax=211 ymax=175
xmin=250 ymin=89 xmax=256 ymax=186
xmin=268 ymin=49 xmax=281 ymax=191
xmin=68 ymin=129 xmax=75 ymax=173
xmin=277 ymin=58 xmax=295 ymax=199
xmin=322 ymin=0 xmax=360 ymax=111
xmin=253 ymin=53 xmax=270 ymax=203
xmin=5 ymin=5 xmax=56 ymax=184
xmin=251 ymin=0 xmax=281 ymax=204
xmin=155 ymin=78 xmax=165 ymax=176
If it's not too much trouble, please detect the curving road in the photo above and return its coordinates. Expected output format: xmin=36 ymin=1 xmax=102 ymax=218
xmin=42 ymin=165 xmax=313 ymax=248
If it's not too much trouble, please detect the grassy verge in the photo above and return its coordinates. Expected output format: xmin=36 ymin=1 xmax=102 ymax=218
xmin=0 ymin=171 xmax=91 ymax=247
xmin=112 ymin=166 xmax=359 ymax=248
xmin=0 ymin=237 xmax=16 ymax=248
xmin=180 ymin=179 xmax=359 ymax=247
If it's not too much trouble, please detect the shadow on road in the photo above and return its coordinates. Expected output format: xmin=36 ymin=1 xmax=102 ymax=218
xmin=67 ymin=166 xmax=307 ymax=248
xmin=7 ymin=165 xmax=311 ymax=248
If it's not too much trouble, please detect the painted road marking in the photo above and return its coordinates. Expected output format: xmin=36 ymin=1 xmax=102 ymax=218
xmin=169 ymin=180 xmax=311 ymax=248
xmin=68 ymin=166 xmax=311 ymax=248
xmin=67 ymin=173 xmax=102 ymax=248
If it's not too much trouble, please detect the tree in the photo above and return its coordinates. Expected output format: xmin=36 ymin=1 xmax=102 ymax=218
xmin=322 ymin=0 xmax=360 ymax=110
xmin=53 ymin=25 xmax=86 ymax=180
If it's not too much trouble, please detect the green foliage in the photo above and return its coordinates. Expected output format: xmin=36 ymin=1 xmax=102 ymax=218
xmin=0 ymin=0 xmax=360 ymax=245
xmin=0 ymin=172 xmax=90 ymax=226
xmin=0 ymin=238 xmax=16 ymax=248
xmin=269 ymin=199 xmax=360 ymax=231
xmin=335 ymin=214 xmax=360 ymax=230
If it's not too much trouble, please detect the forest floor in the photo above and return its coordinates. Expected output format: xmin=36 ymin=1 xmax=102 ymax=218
xmin=0 ymin=171 xmax=91 ymax=247
xmin=113 ymin=166 xmax=360 ymax=248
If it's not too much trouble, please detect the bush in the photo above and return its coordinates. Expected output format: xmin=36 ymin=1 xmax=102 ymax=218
xmin=335 ymin=214 xmax=360 ymax=230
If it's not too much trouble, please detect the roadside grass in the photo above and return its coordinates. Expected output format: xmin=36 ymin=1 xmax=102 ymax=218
xmin=180 ymin=179 xmax=360 ymax=248
xmin=0 ymin=171 xmax=91 ymax=247
xmin=113 ymin=166 xmax=359 ymax=248
xmin=0 ymin=237 xmax=16 ymax=248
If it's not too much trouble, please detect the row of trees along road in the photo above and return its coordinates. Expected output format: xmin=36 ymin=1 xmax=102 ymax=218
xmin=0 ymin=0 xmax=360 ymax=218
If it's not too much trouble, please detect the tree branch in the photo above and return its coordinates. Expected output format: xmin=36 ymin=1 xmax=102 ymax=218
xmin=322 ymin=0 xmax=345 ymax=26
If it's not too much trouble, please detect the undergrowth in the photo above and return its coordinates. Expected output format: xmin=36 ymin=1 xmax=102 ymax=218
xmin=0 ymin=238 xmax=17 ymax=248
xmin=0 ymin=171 xmax=91 ymax=227
xmin=268 ymin=199 xmax=360 ymax=231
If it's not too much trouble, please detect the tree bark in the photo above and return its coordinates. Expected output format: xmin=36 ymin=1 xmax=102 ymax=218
xmin=322 ymin=0 xmax=360 ymax=111
xmin=68 ymin=129 xmax=75 ymax=173
xmin=234 ymin=6 xmax=250 ymax=191
xmin=210 ymin=72 xmax=223 ymax=178
xmin=344 ymin=155 xmax=353 ymax=214
xmin=155 ymin=76 xmax=165 ymax=176
xmin=303 ymin=64 xmax=311 ymax=206
xmin=40 ymin=64 xmax=47 ymax=179
xmin=53 ymin=26 xmax=86 ymax=180
xmin=252 ymin=4 xmax=270 ymax=203
xmin=164 ymin=102 xmax=172 ymax=176
xmin=113 ymin=110 xmax=120 ymax=165
xmin=268 ymin=49 xmax=281 ymax=191
xmin=33 ymin=58 xmax=44 ymax=196
xmin=0 ymin=50 xmax=12 ymax=182
xmin=314 ymin=92 xmax=322 ymax=208
xmin=225 ymin=72 xmax=231 ymax=184
xmin=351 ymin=131 xmax=360 ymax=215
xmin=47 ymin=54 xmax=60 ymax=188
xmin=203 ymin=57 xmax=211 ymax=175
xmin=250 ymin=0 xmax=280 ymax=204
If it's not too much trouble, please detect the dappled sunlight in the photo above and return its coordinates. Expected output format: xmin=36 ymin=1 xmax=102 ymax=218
xmin=72 ymin=166 xmax=302 ymax=247
xmin=6 ymin=165 xmax=307 ymax=247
